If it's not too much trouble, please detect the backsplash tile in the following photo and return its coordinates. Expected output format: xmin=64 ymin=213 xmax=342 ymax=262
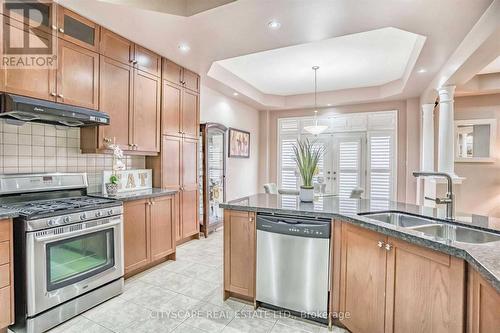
xmin=0 ymin=120 xmax=145 ymax=192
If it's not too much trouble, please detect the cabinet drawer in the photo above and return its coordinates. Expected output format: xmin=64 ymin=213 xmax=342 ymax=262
xmin=0 ymin=220 xmax=10 ymax=242
xmin=0 ymin=264 xmax=9 ymax=288
xmin=0 ymin=286 xmax=12 ymax=327
xmin=0 ymin=242 xmax=9 ymax=265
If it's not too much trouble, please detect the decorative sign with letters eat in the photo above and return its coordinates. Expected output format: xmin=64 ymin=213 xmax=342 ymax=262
xmin=102 ymin=169 xmax=152 ymax=194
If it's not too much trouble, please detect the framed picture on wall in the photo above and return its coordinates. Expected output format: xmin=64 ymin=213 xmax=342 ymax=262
xmin=228 ymin=128 xmax=250 ymax=158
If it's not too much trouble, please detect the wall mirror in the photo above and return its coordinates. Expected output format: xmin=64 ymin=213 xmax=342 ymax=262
xmin=454 ymin=118 xmax=497 ymax=162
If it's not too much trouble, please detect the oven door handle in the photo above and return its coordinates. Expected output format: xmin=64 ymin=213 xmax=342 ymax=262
xmin=33 ymin=217 xmax=122 ymax=243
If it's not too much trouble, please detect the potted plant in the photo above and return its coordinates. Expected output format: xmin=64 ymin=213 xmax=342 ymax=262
xmin=292 ymin=138 xmax=325 ymax=202
xmin=105 ymin=174 xmax=119 ymax=196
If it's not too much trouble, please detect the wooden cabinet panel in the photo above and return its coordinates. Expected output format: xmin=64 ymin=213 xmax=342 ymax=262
xmin=2 ymin=0 xmax=57 ymax=35
xmin=385 ymin=237 xmax=465 ymax=333
xmin=161 ymin=135 xmax=182 ymax=189
xmin=182 ymin=89 xmax=199 ymax=139
xmin=98 ymin=55 xmax=133 ymax=150
xmin=57 ymin=40 xmax=99 ymax=109
xmin=0 ymin=18 xmax=56 ymax=101
xmin=223 ymin=210 xmax=255 ymax=298
xmin=183 ymin=69 xmax=200 ymax=93
xmin=340 ymin=223 xmax=387 ymax=333
xmin=161 ymin=81 xmax=182 ymax=136
xmin=468 ymin=268 xmax=500 ymax=333
xmin=150 ymin=196 xmax=175 ymax=260
xmin=0 ymin=220 xmax=10 ymax=242
xmin=123 ymin=199 xmax=150 ymax=274
xmin=100 ymin=28 xmax=133 ymax=65
xmin=163 ymin=59 xmax=183 ymax=86
xmin=0 ymin=264 xmax=8 ymax=289
xmin=0 ymin=242 xmax=9 ymax=265
xmin=134 ymin=45 xmax=161 ymax=77
xmin=181 ymin=189 xmax=199 ymax=238
xmin=132 ymin=69 xmax=160 ymax=153
xmin=0 ymin=286 xmax=12 ymax=328
xmin=182 ymin=137 xmax=198 ymax=189
xmin=58 ymin=7 xmax=99 ymax=51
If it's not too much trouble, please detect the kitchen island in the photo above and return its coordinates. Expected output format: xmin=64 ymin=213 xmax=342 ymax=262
xmin=220 ymin=193 xmax=500 ymax=333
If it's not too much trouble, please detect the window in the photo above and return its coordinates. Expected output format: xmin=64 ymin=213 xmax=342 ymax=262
xmin=368 ymin=132 xmax=395 ymax=200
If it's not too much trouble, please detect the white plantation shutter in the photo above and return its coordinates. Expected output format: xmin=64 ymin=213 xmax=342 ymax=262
xmin=278 ymin=119 xmax=300 ymax=190
xmin=337 ymin=135 xmax=364 ymax=197
xmin=368 ymin=132 xmax=395 ymax=200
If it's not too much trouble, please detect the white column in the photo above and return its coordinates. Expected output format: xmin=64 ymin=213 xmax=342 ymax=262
xmin=421 ymin=104 xmax=435 ymax=171
xmin=437 ymin=85 xmax=457 ymax=177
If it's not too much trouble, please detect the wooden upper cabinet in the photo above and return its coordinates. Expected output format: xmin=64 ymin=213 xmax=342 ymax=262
xmin=163 ymin=59 xmax=183 ymax=86
xmin=223 ymin=210 xmax=256 ymax=299
xmin=182 ymin=89 xmax=199 ymax=139
xmin=160 ymin=135 xmax=182 ymax=190
xmin=57 ymin=6 xmax=100 ymax=51
xmin=57 ymin=39 xmax=99 ymax=110
xmin=133 ymin=45 xmax=161 ymax=77
xmin=2 ymin=0 xmax=56 ymax=35
xmin=123 ymin=199 xmax=150 ymax=275
xmin=183 ymin=69 xmax=200 ymax=93
xmin=161 ymin=81 xmax=183 ymax=136
xmin=98 ymin=55 xmax=133 ymax=150
xmin=385 ymin=237 xmax=465 ymax=333
xmin=150 ymin=195 xmax=175 ymax=261
xmin=0 ymin=17 xmax=56 ymax=101
xmin=340 ymin=223 xmax=387 ymax=333
xmin=131 ymin=69 xmax=161 ymax=153
xmin=468 ymin=268 xmax=500 ymax=333
xmin=100 ymin=28 xmax=133 ymax=65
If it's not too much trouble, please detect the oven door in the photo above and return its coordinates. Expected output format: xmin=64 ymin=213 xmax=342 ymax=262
xmin=25 ymin=216 xmax=124 ymax=317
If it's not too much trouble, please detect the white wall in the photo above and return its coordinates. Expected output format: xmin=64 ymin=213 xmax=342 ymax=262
xmin=200 ymin=85 xmax=260 ymax=201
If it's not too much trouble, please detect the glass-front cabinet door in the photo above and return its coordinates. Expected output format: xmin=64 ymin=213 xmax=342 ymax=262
xmin=2 ymin=0 xmax=57 ymax=35
xmin=58 ymin=7 xmax=100 ymax=51
xmin=46 ymin=229 xmax=114 ymax=291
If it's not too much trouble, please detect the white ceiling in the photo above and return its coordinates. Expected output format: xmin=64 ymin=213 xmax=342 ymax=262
xmin=215 ymin=28 xmax=423 ymax=95
xmin=478 ymin=56 xmax=500 ymax=74
xmin=57 ymin=0 xmax=494 ymax=109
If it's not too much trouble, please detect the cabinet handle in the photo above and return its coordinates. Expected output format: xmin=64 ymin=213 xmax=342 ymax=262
xmin=377 ymin=241 xmax=384 ymax=248
xmin=50 ymin=92 xmax=56 ymax=97
xmin=385 ymin=243 xmax=393 ymax=251
xmin=58 ymin=94 xmax=64 ymax=98
xmin=52 ymin=25 xmax=57 ymax=31
xmin=59 ymin=28 xmax=65 ymax=33
xmin=132 ymin=60 xmax=138 ymax=65
xmin=249 ymin=217 xmax=254 ymax=222
xmin=104 ymin=137 xmax=112 ymax=143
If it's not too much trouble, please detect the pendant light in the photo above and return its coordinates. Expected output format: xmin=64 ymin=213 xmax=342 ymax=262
xmin=304 ymin=66 xmax=328 ymax=135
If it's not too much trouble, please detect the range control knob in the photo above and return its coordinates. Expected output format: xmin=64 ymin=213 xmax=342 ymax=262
xmin=107 ymin=209 xmax=113 ymax=216
xmin=47 ymin=219 xmax=56 ymax=226
xmin=95 ymin=211 xmax=102 ymax=218
xmin=63 ymin=216 xmax=70 ymax=223
xmin=80 ymin=213 xmax=87 ymax=221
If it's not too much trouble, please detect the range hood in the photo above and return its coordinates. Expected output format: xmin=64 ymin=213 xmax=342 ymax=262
xmin=0 ymin=93 xmax=110 ymax=127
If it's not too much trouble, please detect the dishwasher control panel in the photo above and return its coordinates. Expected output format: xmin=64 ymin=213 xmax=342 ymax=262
xmin=257 ymin=214 xmax=331 ymax=238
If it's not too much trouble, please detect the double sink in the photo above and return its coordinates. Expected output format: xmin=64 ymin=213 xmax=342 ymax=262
xmin=360 ymin=212 xmax=500 ymax=244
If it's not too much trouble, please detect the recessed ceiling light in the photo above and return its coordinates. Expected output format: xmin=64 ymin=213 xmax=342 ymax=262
xmin=327 ymin=103 xmax=332 ymax=106
xmin=417 ymin=68 xmax=427 ymax=73
xmin=233 ymin=92 xmax=239 ymax=96
xmin=178 ymin=43 xmax=190 ymax=53
xmin=268 ymin=20 xmax=281 ymax=30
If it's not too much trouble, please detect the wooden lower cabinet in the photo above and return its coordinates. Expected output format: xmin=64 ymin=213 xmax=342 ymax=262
xmin=467 ymin=268 xmax=500 ymax=333
xmin=123 ymin=196 xmax=175 ymax=277
xmin=180 ymin=189 xmax=199 ymax=239
xmin=223 ymin=210 xmax=256 ymax=300
xmin=0 ymin=219 xmax=14 ymax=331
xmin=337 ymin=222 xmax=465 ymax=333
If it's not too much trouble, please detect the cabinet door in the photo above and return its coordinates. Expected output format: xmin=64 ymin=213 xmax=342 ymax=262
xmin=340 ymin=223 xmax=387 ymax=333
xmin=161 ymin=135 xmax=182 ymax=189
xmin=182 ymin=89 xmax=199 ymax=139
xmin=468 ymin=268 xmax=500 ymax=333
xmin=385 ymin=237 xmax=465 ymax=333
xmin=180 ymin=189 xmax=199 ymax=239
xmin=182 ymin=137 xmax=198 ymax=188
xmin=0 ymin=286 xmax=12 ymax=328
xmin=132 ymin=69 xmax=161 ymax=153
xmin=0 ymin=18 xmax=56 ymax=101
xmin=99 ymin=56 xmax=133 ymax=150
xmin=3 ymin=0 xmax=56 ymax=35
xmin=162 ymin=81 xmax=183 ymax=136
xmin=58 ymin=7 xmax=99 ymax=51
xmin=163 ymin=59 xmax=183 ymax=86
xmin=223 ymin=210 xmax=255 ymax=298
xmin=123 ymin=200 xmax=150 ymax=274
xmin=183 ymin=69 xmax=200 ymax=93
xmin=150 ymin=196 xmax=175 ymax=260
xmin=57 ymin=39 xmax=99 ymax=109
xmin=133 ymin=45 xmax=161 ymax=77
xmin=100 ymin=28 xmax=133 ymax=65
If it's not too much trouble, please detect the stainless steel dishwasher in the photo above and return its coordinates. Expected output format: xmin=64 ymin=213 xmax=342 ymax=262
xmin=256 ymin=213 xmax=331 ymax=320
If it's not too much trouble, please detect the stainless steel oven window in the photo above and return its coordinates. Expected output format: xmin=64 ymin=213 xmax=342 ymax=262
xmin=45 ymin=229 xmax=115 ymax=291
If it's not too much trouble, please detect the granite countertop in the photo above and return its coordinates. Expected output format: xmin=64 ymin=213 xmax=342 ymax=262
xmin=0 ymin=208 xmax=19 ymax=219
xmin=89 ymin=188 xmax=178 ymax=201
xmin=220 ymin=193 xmax=500 ymax=293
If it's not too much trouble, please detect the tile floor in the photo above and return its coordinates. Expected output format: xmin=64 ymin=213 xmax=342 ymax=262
xmin=47 ymin=230 xmax=348 ymax=333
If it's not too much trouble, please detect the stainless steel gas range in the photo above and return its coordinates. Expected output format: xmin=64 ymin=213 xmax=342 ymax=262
xmin=0 ymin=173 xmax=124 ymax=333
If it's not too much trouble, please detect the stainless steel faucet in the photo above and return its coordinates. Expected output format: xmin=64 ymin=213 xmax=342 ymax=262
xmin=413 ymin=171 xmax=455 ymax=220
